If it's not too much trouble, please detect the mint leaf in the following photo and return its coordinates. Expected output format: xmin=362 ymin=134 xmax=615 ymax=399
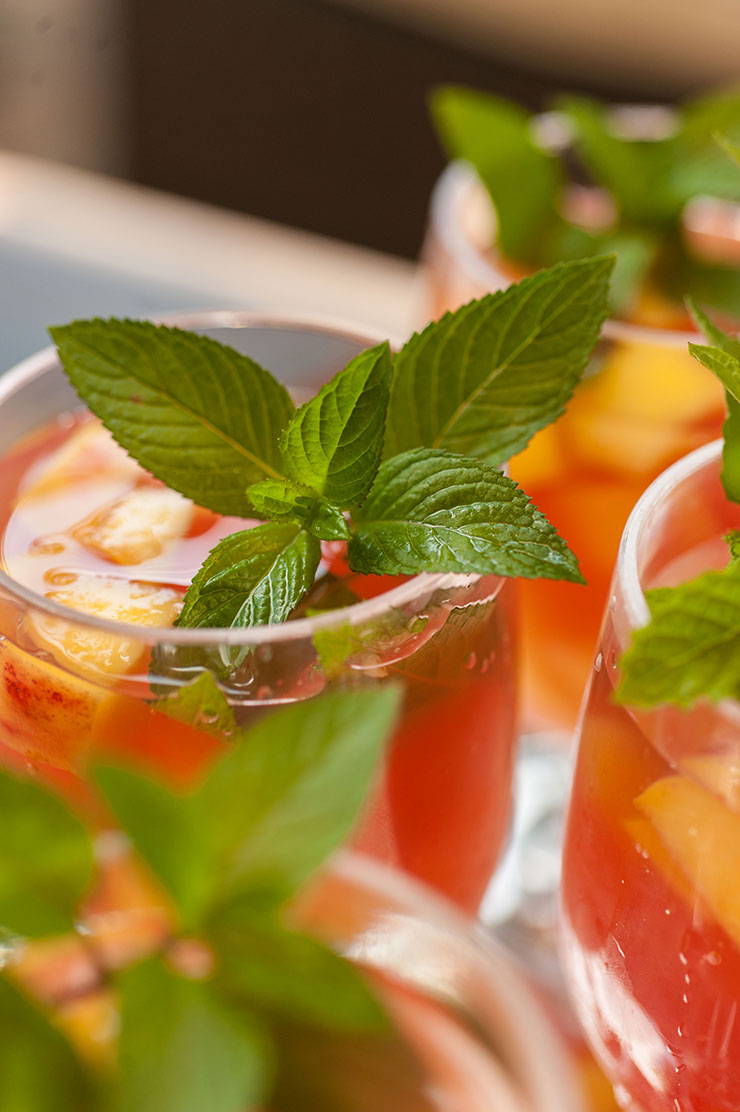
xmin=210 ymin=908 xmax=388 ymax=1033
xmin=280 ymin=342 xmax=392 ymax=508
xmin=0 ymin=771 xmax=93 ymax=937
xmin=117 ymin=956 xmax=269 ymax=1112
xmin=430 ymin=85 xmax=563 ymax=262
xmin=176 ymin=524 xmax=320 ymax=629
xmin=248 ymin=479 xmax=350 ymax=541
xmin=0 ymin=975 xmax=97 ymax=1112
xmin=197 ymin=686 xmax=401 ymax=902
xmin=384 ymin=257 xmax=613 ymax=465
xmin=99 ymin=688 xmax=401 ymax=926
xmin=556 ymin=95 xmax=681 ymax=224
xmin=727 ymin=530 xmax=740 ymax=563
xmin=687 ymin=300 xmax=740 ymax=502
xmin=95 ymin=765 xmax=207 ymax=924
xmin=156 ymin=670 xmax=236 ymax=736
xmin=618 ymin=561 xmax=740 ymax=707
xmin=49 ymin=319 xmax=293 ymax=517
xmin=349 ymin=448 xmax=583 ymax=583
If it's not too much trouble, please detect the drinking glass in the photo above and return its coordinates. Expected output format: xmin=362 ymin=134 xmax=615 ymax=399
xmin=561 ymin=439 xmax=740 ymax=1112
xmin=422 ymin=157 xmax=729 ymax=736
xmin=0 ymin=313 xmax=517 ymax=912
xmin=7 ymin=851 xmax=585 ymax=1111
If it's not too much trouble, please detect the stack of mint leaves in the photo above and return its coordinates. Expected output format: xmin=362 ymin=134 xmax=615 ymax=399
xmin=618 ymin=303 xmax=740 ymax=707
xmin=431 ymin=85 xmax=740 ymax=318
xmin=0 ymin=686 xmax=413 ymax=1112
xmin=50 ymin=256 xmax=614 ymax=648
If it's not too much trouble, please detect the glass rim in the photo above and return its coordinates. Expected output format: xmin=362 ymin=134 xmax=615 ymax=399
xmin=0 ymin=309 xmax=497 ymax=647
xmin=311 ymin=850 xmax=585 ymax=1112
xmin=429 ymin=159 xmax=726 ymax=349
xmin=618 ymin=437 xmax=722 ymax=632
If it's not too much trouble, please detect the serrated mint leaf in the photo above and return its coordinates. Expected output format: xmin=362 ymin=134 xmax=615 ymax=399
xmin=688 ymin=303 xmax=740 ymax=503
xmin=156 ymin=670 xmax=236 ymax=736
xmin=385 ymin=257 xmax=613 ymax=465
xmin=248 ymin=479 xmax=349 ymax=541
xmin=280 ymin=342 xmax=392 ymax=508
xmin=430 ymin=85 xmax=563 ymax=262
xmin=0 ymin=976 xmax=97 ymax=1112
xmin=349 ymin=448 xmax=583 ymax=583
xmin=0 ymin=771 xmax=93 ymax=937
xmin=49 ymin=319 xmax=293 ymax=517
xmin=618 ymin=562 xmax=740 ymax=707
xmin=727 ymin=530 xmax=740 ymax=563
xmin=210 ymin=909 xmax=388 ymax=1033
xmin=117 ymin=956 xmax=269 ymax=1112
xmin=198 ymin=687 xmax=401 ymax=902
xmin=176 ymin=524 xmax=320 ymax=629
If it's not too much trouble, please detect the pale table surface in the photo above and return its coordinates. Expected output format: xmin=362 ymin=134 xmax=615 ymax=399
xmin=0 ymin=150 xmax=423 ymax=370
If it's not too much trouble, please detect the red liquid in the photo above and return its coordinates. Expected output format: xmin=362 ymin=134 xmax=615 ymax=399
xmin=562 ymin=486 xmax=740 ymax=1110
xmin=0 ymin=414 xmax=517 ymax=912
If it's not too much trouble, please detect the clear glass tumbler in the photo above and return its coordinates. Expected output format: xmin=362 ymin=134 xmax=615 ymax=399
xmin=0 ymin=313 xmax=517 ymax=912
xmin=561 ymin=439 xmax=740 ymax=1112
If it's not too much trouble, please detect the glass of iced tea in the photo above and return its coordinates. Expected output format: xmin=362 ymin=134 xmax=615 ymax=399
xmin=7 ymin=851 xmax=585 ymax=1111
xmin=561 ymin=438 xmax=740 ymax=1112
xmin=423 ymin=158 xmax=728 ymax=734
xmin=0 ymin=313 xmax=517 ymax=913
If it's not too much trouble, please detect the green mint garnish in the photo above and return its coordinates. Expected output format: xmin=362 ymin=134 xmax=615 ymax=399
xmin=0 ymin=976 xmax=97 ymax=1112
xmin=618 ymin=550 xmax=740 ymax=707
xmin=48 ymin=319 xmax=294 ymax=517
xmin=51 ymin=257 xmax=610 ymax=638
xmin=349 ymin=448 xmax=583 ymax=582
xmin=0 ymin=685 xmax=401 ymax=1110
xmin=116 ymin=955 xmax=269 ymax=1112
xmin=384 ymin=256 xmax=613 ymax=463
xmin=279 ymin=341 xmax=392 ymax=506
xmin=431 ymin=85 xmax=740 ymax=316
xmin=156 ymin=669 xmax=236 ymax=735
xmin=174 ymin=524 xmax=321 ymax=631
xmin=687 ymin=297 xmax=740 ymax=502
xmin=618 ymin=308 xmax=740 ymax=707
xmin=0 ymin=772 xmax=92 ymax=938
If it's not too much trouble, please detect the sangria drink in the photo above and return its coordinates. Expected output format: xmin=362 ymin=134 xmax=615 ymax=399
xmin=423 ymin=159 xmax=728 ymax=731
xmin=6 ymin=852 xmax=585 ymax=1112
xmin=0 ymin=315 xmax=517 ymax=912
xmin=561 ymin=439 xmax=740 ymax=1112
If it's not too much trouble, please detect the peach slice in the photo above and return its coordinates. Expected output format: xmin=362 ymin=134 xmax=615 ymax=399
xmin=22 ymin=420 xmax=141 ymax=499
xmin=636 ymin=774 xmax=740 ymax=948
xmin=72 ymin=487 xmax=194 ymax=565
xmin=680 ymin=753 xmax=740 ymax=813
xmin=0 ymin=640 xmax=100 ymax=769
xmin=27 ymin=573 xmax=182 ymax=679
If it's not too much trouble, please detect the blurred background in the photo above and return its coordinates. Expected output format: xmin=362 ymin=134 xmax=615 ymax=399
xmin=0 ymin=0 xmax=739 ymax=364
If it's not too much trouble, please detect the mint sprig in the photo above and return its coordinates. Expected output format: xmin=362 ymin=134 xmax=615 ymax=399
xmin=617 ymin=309 xmax=740 ymax=707
xmin=0 ymin=685 xmax=402 ymax=1110
xmin=431 ymin=84 xmax=740 ymax=317
xmin=52 ymin=258 xmax=610 ymax=638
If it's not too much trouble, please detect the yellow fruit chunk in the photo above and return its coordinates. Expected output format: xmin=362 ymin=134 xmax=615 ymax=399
xmin=680 ymin=754 xmax=740 ymax=812
xmin=27 ymin=574 xmax=182 ymax=679
xmin=72 ymin=487 xmax=194 ymax=565
xmin=0 ymin=639 xmax=100 ymax=769
xmin=581 ymin=339 xmax=722 ymax=425
xmin=510 ymin=421 xmax=566 ymax=488
xmin=22 ymin=421 xmax=140 ymax=498
xmin=636 ymin=774 xmax=740 ymax=947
